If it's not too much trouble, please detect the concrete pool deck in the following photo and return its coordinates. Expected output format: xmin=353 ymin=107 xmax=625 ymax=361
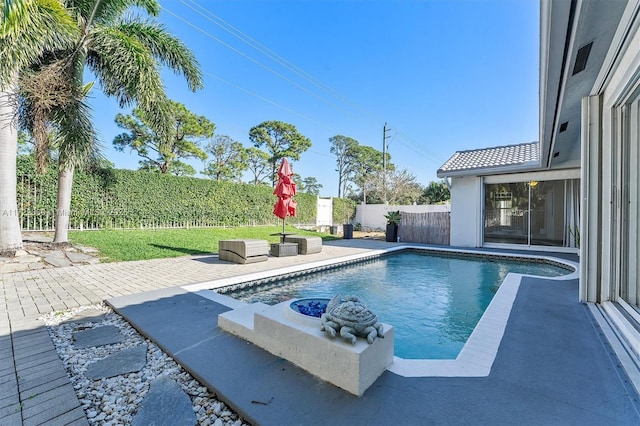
xmin=2 ymin=238 xmax=640 ymax=424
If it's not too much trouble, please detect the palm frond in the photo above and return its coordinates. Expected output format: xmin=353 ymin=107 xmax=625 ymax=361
xmin=86 ymin=22 xmax=182 ymax=139
xmin=113 ymin=19 xmax=203 ymax=91
xmin=18 ymin=59 xmax=77 ymax=171
xmin=54 ymin=95 xmax=100 ymax=169
xmin=65 ymin=0 xmax=159 ymax=24
xmin=0 ymin=0 xmax=78 ymax=86
xmin=86 ymin=23 xmax=165 ymax=106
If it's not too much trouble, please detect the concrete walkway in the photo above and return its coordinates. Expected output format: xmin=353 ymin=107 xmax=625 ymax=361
xmin=1 ymin=239 xmax=639 ymax=425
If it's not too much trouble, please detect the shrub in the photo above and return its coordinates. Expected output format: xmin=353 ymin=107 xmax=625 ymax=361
xmin=16 ymin=156 xmax=319 ymax=229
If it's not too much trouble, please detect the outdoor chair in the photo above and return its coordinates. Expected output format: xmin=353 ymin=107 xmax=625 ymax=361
xmin=218 ymin=239 xmax=269 ymax=264
xmin=283 ymin=235 xmax=322 ymax=255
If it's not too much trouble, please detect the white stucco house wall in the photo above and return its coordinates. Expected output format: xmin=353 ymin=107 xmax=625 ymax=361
xmin=440 ymin=0 xmax=640 ymax=392
xmin=542 ymin=0 xmax=640 ymax=383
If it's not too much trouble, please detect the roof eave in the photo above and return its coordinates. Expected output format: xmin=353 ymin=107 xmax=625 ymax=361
xmin=437 ymin=161 xmax=542 ymax=179
xmin=539 ymin=0 xmax=573 ymax=169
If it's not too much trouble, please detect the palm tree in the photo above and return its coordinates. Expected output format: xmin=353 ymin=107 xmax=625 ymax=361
xmin=0 ymin=0 xmax=77 ymax=254
xmin=22 ymin=0 xmax=202 ymax=244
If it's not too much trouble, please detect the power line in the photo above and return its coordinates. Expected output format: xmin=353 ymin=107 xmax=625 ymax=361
xmin=203 ymin=72 xmax=326 ymax=128
xmin=162 ymin=1 xmax=446 ymax=166
xmin=163 ymin=2 xmax=384 ymax=131
xmin=178 ymin=0 xmax=383 ymax=124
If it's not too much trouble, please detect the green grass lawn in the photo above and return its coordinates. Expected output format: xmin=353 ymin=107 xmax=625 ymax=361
xmin=69 ymin=227 xmax=338 ymax=262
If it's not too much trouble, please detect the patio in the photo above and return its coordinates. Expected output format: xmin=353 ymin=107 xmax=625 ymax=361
xmin=2 ymin=238 xmax=639 ymax=424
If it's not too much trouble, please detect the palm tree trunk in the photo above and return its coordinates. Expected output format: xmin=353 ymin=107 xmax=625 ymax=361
xmin=53 ymin=165 xmax=74 ymax=244
xmin=0 ymin=81 xmax=24 ymax=255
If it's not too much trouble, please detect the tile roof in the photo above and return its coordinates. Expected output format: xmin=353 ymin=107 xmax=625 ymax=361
xmin=437 ymin=142 xmax=540 ymax=177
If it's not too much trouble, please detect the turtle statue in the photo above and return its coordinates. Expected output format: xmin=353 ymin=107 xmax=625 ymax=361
xmin=320 ymin=294 xmax=384 ymax=344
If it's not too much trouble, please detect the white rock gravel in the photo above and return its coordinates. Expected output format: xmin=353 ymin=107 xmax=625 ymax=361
xmin=41 ymin=304 xmax=250 ymax=426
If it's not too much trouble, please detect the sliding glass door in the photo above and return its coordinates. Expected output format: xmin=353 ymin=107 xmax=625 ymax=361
xmin=484 ymin=182 xmax=530 ymax=245
xmin=484 ymin=179 xmax=578 ymax=247
xmin=618 ymin=91 xmax=640 ymax=310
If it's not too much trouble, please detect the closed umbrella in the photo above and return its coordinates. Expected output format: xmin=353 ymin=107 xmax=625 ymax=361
xmin=273 ymin=158 xmax=297 ymax=238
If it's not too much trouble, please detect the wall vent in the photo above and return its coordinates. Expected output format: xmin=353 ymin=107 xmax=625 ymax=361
xmin=572 ymin=42 xmax=593 ymax=75
xmin=559 ymin=122 xmax=568 ymax=133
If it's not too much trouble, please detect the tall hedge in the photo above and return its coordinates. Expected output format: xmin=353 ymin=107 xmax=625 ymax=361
xmin=332 ymin=197 xmax=356 ymax=224
xmin=16 ymin=157 xmax=318 ymax=229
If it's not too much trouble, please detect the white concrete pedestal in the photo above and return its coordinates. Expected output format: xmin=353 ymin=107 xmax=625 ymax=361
xmin=218 ymin=300 xmax=394 ymax=396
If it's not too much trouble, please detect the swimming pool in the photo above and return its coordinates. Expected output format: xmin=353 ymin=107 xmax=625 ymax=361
xmin=220 ymin=250 xmax=571 ymax=359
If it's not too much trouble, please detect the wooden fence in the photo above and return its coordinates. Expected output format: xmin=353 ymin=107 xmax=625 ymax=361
xmin=398 ymin=211 xmax=450 ymax=245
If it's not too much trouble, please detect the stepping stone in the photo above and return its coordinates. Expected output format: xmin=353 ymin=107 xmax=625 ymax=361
xmin=27 ymin=262 xmax=46 ymax=270
xmin=65 ymin=251 xmax=96 ymax=263
xmin=132 ymin=376 xmax=196 ymax=426
xmin=0 ymin=263 xmax=32 ymax=273
xmin=72 ymin=325 xmax=123 ymax=348
xmin=75 ymin=245 xmax=99 ymax=254
xmin=43 ymin=254 xmax=72 ymax=268
xmin=85 ymin=344 xmax=148 ymax=380
xmin=14 ymin=254 xmax=41 ymax=264
xmin=62 ymin=308 xmax=106 ymax=325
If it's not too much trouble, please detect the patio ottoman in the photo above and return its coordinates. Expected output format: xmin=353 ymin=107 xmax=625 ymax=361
xmin=218 ymin=239 xmax=269 ymax=264
xmin=270 ymin=242 xmax=298 ymax=257
xmin=283 ymin=235 xmax=322 ymax=255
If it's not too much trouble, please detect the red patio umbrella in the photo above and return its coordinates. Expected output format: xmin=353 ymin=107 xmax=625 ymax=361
xmin=273 ymin=158 xmax=297 ymax=236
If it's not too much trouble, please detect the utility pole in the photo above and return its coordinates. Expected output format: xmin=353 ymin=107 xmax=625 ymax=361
xmin=382 ymin=122 xmax=391 ymax=203
xmin=382 ymin=122 xmax=390 ymax=172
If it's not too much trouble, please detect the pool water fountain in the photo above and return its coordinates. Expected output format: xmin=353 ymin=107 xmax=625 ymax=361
xmin=218 ymin=295 xmax=394 ymax=396
xmin=290 ymin=298 xmax=328 ymax=318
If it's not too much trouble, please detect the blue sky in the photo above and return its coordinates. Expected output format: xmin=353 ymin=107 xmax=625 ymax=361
xmin=89 ymin=0 xmax=540 ymax=197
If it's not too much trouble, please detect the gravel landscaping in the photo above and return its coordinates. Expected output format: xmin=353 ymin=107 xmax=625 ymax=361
xmin=41 ymin=304 xmax=250 ymax=426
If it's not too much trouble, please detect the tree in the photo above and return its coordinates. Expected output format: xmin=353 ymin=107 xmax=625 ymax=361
xmin=384 ymin=169 xmax=423 ymax=204
xmin=25 ymin=0 xmax=202 ymax=244
xmin=350 ymin=145 xmax=385 ymax=204
xmin=0 ymin=0 xmax=77 ymax=254
xmin=19 ymin=59 xmax=100 ymax=171
xmin=202 ymin=134 xmax=248 ymax=181
xmin=287 ymin=173 xmax=321 ymax=195
xmin=249 ymin=120 xmax=311 ymax=185
xmin=114 ymin=101 xmax=211 ymax=174
xmin=292 ymin=173 xmax=303 ymax=191
xmin=138 ymin=160 xmax=196 ymax=176
xmin=169 ymin=161 xmax=196 ymax=176
xmin=302 ymin=176 xmax=322 ymax=196
xmin=421 ymin=180 xmax=451 ymax=204
xmin=329 ymin=135 xmax=359 ymax=198
xmin=246 ymin=147 xmax=271 ymax=185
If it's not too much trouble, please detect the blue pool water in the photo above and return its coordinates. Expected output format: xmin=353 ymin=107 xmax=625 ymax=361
xmin=225 ymin=251 xmax=571 ymax=359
